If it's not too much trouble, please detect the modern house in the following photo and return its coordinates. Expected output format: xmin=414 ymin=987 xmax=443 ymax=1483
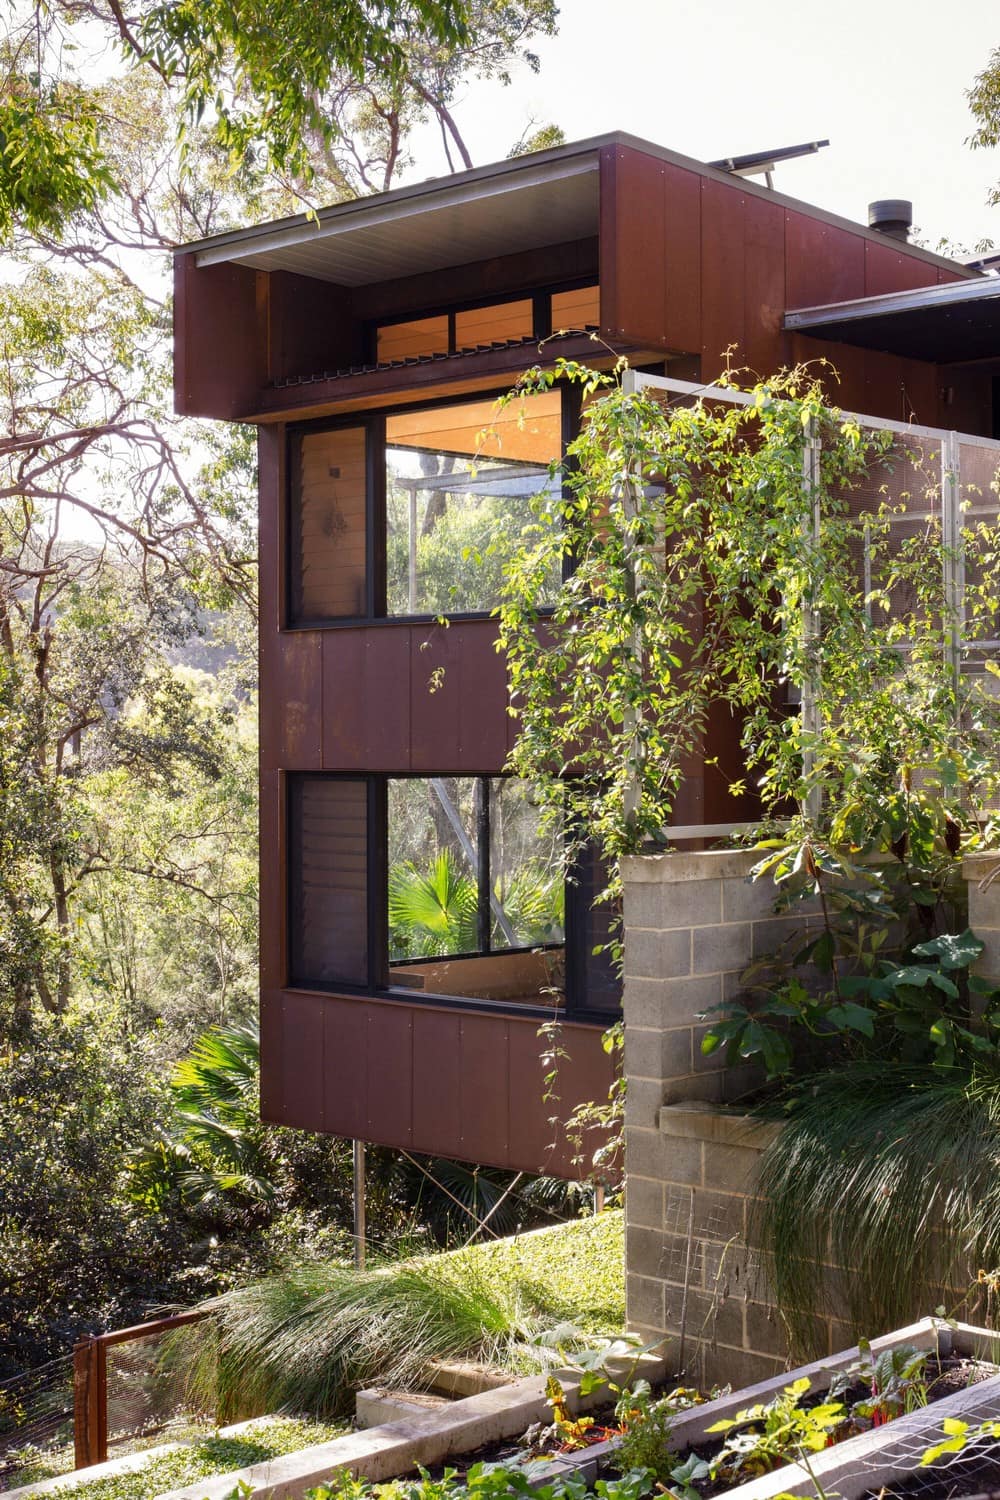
xmin=173 ymin=132 xmax=1000 ymax=1179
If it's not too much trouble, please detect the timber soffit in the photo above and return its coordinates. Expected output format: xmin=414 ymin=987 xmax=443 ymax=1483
xmin=174 ymin=131 xmax=977 ymax=289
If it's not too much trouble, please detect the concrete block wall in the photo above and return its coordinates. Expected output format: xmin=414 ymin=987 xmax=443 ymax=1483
xmin=622 ymin=850 xmax=994 ymax=1389
xmin=966 ymin=853 xmax=1000 ymax=989
xmin=620 ymin=851 xmax=799 ymax=1386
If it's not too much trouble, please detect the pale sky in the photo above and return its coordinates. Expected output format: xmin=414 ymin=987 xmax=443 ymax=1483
xmin=404 ymin=0 xmax=1000 ymax=258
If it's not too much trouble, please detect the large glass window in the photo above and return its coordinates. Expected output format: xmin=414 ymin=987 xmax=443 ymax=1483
xmin=385 ymin=391 xmax=562 ymax=616
xmin=388 ymin=777 xmax=564 ymax=1004
xmin=287 ymin=773 xmax=620 ymax=1015
xmin=288 ymin=389 xmax=563 ymax=624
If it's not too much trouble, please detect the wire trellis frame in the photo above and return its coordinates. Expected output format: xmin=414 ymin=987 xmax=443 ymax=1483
xmin=620 ymin=369 xmax=1000 ymax=839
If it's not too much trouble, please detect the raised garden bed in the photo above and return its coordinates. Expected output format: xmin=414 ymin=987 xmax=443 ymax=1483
xmin=156 ymin=1319 xmax=1000 ymax=1500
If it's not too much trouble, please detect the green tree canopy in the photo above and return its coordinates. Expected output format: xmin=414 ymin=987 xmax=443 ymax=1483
xmin=2 ymin=0 xmax=557 ymax=240
xmin=969 ymin=45 xmax=1000 ymax=204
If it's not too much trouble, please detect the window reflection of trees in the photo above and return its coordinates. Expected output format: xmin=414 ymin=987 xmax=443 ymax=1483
xmin=387 ymin=777 xmax=563 ymax=962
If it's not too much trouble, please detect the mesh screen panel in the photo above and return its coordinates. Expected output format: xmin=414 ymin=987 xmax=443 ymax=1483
xmin=104 ymin=1329 xmax=214 ymax=1451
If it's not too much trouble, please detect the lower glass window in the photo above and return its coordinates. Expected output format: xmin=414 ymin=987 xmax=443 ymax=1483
xmin=388 ymin=776 xmax=564 ymax=1004
xmin=287 ymin=773 xmax=620 ymax=1014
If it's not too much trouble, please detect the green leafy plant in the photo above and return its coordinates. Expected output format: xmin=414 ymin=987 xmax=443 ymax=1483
xmin=700 ymin=839 xmax=1000 ymax=1080
xmin=828 ymin=1340 xmax=929 ymax=1426
xmin=921 ymin=1414 xmax=1000 ymax=1465
xmin=704 ymin=1377 xmax=846 ymax=1481
xmin=609 ymin=1392 xmax=680 ymax=1485
xmin=302 ymin=1464 xmax=655 ymax=1500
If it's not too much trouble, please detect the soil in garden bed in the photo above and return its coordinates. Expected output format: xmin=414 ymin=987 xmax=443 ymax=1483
xmin=419 ymin=1358 xmax=997 ymax=1490
xmin=858 ymin=1439 xmax=1000 ymax=1500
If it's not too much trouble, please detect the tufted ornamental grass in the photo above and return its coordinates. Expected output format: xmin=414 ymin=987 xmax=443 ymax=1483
xmin=752 ymin=1063 xmax=1000 ymax=1356
xmin=168 ymin=1212 xmax=624 ymax=1421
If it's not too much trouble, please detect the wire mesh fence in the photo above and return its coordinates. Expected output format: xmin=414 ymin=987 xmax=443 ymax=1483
xmin=0 ymin=1354 xmax=75 ymax=1490
xmin=0 ymin=1311 xmax=215 ymax=1491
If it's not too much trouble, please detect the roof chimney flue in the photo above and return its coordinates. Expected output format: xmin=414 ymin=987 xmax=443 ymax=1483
xmin=868 ymin=199 xmax=912 ymax=242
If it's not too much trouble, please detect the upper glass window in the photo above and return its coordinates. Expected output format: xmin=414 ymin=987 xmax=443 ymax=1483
xmin=376 ymin=315 xmax=449 ymax=364
xmin=288 ymin=388 xmax=563 ymax=624
xmin=454 ymin=299 xmax=533 ymax=350
xmin=385 ymin=390 xmax=562 ymax=616
xmin=551 ymin=284 xmax=600 ymax=332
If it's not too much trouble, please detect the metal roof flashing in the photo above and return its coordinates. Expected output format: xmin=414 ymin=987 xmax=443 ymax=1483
xmin=784 ymin=276 xmax=1000 ymax=363
xmin=175 ymin=131 xmax=975 ymax=288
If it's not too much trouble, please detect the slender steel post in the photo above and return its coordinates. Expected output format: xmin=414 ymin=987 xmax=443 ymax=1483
xmin=406 ymin=482 xmax=418 ymax=612
xmin=353 ymin=1138 xmax=367 ymax=1270
xmin=941 ymin=431 xmax=963 ymax=713
xmin=800 ymin=421 xmax=823 ymax=823
xmin=474 ymin=777 xmax=491 ymax=952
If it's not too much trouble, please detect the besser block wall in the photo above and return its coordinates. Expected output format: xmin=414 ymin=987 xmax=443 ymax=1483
xmin=620 ymin=850 xmax=1000 ymax=1387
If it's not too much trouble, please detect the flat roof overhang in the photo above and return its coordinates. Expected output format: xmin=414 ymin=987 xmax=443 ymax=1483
xmin=186 ymin=147 xmax=601 ymax=286
xmin=784 ymin=276 xmax=1000 ymax=363
xmin=176 ymin=131 xmax=973 ymax=290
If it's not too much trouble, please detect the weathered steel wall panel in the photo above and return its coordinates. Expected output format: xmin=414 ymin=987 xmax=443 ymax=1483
xmin=864 ymin=238 xmax=937 ymax=298
xmin=323 ymin=997 xmax=370 ymax=1136
xmin=267 ymin=270 xmax=360 ymax=383
xmin=259 ymin=632 xmax=323 ymax=770
xmin=662 ymin=163 xmax=703 ymax=355
xmin=700 ymin=178 xmax=746 ymax=382
xmin=409 ymin=621 xmax=510 ymax=773
xmin=366 ymin=1005 xmax=414 ymax=1147
xmin=743 ymin=195 xmax=787 ymax=379
xmin=784 ymin=213 xmax=865 ymax=311
xmin=457 ymin=1016 xmax=511 ymax=1163
xmin=322 ymin=627 xmax=413 ymax=771
xmin=259 ymin=990 xmax=615 ymax=1176
xmin=173 ymin=253 xmax=264 ymax=418
xmin=412 ymin=1010 xmax=464 ymax=1156
xmin=259 ymin=989 xmax=285 ymax=1120
xmin=277 ymin=991 xmax=329 ymax=1130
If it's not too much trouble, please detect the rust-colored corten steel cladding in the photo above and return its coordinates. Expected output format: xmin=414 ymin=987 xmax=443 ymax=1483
xmin=596 ymin=140 xmax=969 ymax=422
xmin=175 ymin=133 xmax=978 ymax=431
xmin=175 ymin=133 xmax=991 ymax=1177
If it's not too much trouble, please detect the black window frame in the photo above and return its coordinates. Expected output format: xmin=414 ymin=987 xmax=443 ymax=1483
xmin=285 ymin=380 xmax=577 ymax=630
xmin=286 ymin=770 xmax=621 ymax=1023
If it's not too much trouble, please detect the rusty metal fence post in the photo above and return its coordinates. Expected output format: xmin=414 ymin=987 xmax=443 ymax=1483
xmin=72 ymin=1337 xmax=107 ymax=1469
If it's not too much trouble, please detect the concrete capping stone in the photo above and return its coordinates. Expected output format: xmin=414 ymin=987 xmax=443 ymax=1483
xmin=659 ymin=1102 xmax=783 ymax=1149
xmin=622 ymin=851 xmax=760 ymax=885
xmin=423 ymin=1359 xmax=512 ymax=1397
xmin=356 ymin=1389 xmax=449 ymax=1429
